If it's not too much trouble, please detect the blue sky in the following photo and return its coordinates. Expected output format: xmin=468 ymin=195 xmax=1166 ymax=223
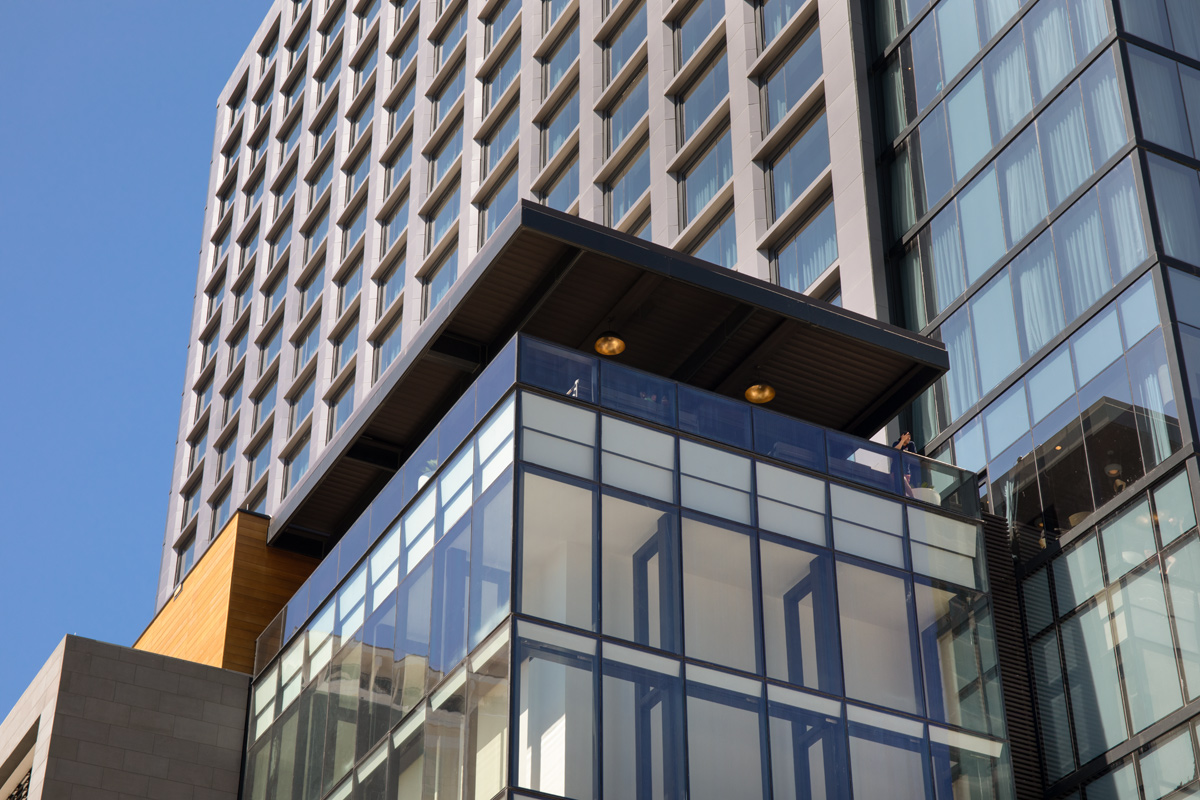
xmin=0 ymin=1 xmax=274 ymax=716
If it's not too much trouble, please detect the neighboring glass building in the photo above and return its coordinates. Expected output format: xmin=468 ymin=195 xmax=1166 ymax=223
xmin=873 ymin=0 xmax=1200 ymax=795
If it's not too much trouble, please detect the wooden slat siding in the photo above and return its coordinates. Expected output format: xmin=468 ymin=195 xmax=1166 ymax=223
xmin=981 ymin=512 xmax=1043 ymax=800
xmin=134 ymin=512 xmax=318 ymax=674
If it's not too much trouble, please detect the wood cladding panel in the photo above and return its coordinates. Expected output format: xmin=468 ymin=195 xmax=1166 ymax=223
xmin=134 ymin=512 xmax=318 ymax=674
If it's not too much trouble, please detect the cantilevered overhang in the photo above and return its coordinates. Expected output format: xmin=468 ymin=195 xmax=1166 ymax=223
xmin=268 ymin=201 xmax=947 ymax=551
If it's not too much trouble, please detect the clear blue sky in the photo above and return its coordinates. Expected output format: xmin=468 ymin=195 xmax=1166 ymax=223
xmin=0 ymin=1 xmax=274 ymax=716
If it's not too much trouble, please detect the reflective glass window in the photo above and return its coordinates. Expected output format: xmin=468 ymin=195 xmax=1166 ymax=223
xmin=682 ymin=516 xmax=758 ymax=673
xmin=837 ymin=561 xmax=922 ymax=715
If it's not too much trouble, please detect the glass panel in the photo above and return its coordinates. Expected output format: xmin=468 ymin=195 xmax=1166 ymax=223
xmin=601 ymin=493 xmax=682 ymax=652
xmin=1112 ymin=564 xmax=1183 ymax=731
xmin=970 ymin=270 xmax=1021 ymax=393
xmin=466 ymin=632 xmax=509 ymax=800
xmin=679 ymin=439 xmax=751 ymax=524
xmin=1140 ymin=727 xmax=1196 ymax=800
xmin=601 ymin=645 xmax=686 ymax=800
xmin=1130 ymin=46 xmax=1193 ymax=157
xmin=761 ymin=540 xmax=841 ymax=694
xmin=1149 ymin=154 xmax=1200 ymax=267
xmin=1031 ymin=629 xmax=1075 ymax=780
xmin=521 ymin=392 xmax=596 ymax=480
xmin=1061 ymin=599 xmax=1127 ymax=762
xmin=947 ymin=70 xmax=990 ymax=183
xmin=915 ymin=581 xmax=1004 ymax=737
xmin=1101 ymin=499 xmax=1156 ymax=583
xmin=831 ymin=483 xmax=904 ymax=566
xmin=426 ymin=670 xmax=466 ymax=800
xmin=928 ymin=726 xmax=1014 ymax=800
xmin=908 ymin=507 xmax=983 ymax=590
xmin=837 ymin=561 xmax=922 ymax=715
xmin=515 ymin=623 xmax=596 ymax=799
xmin=764 ymin=29 xmax=822 ymax=130
xmin=775 ymin=202 xmax=838 ymax=294
xmin=770 ymin=115 xmax=830 ymax=219
xmin=1166 ymin=537 xmax=1200 ymax=704
xmin=601 ymin=416 xmax=675 ymax=503
xmin=1156 ymin=470 xmax=1196 ymax=545
xmin=470 ymin=471 xmax=513 ymax=649
xmin=519 ymin=338 xmax=597 ymax=402
xmin=756 ymin=461 xmax=827 ymax=546
xmin=682 ymin=516 xmax=758 ymax=673
xmin=767 ymin=686 xmax=848 ymax=800
xmin=600 ymin=362 xmax=676 ymax=427
xmin=686 ymin=669 xmax=767 ymax=800
xmin=519 ymin=471 xmax=595 ymax=630
xmin=847 ymin=706 xmax=928 ymax=800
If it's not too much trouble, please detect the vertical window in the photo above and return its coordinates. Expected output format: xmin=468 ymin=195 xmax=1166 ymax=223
xmin=759 ymin=0 xmax=804 ymax=48
xmin=424 ymin=245 xmax=458 ymax=318
xmin=691 ymin=207 xmax=737 ymax=268
xmin=195 ymin=377 xmax=214 ymax=422
xmin=253 ymin=379 xmax=277 ymax=433
xmin=482 ymin=169 xmax=519 ymax=244
xmin=354 ymin=42 xmax=378 ymax=94
xmin=188 ymin=428 xmax=208 ymax=474
xmin=434 ymin=64 xmax=466 ymax=125
xmin=244 ymin=174 xmax=264 ymax=218
xmin=288 ymin=24 xmax=310 ymax=69
xmin=216 ymin=435 xmax=236 ymax=477
xmin=294 ymin=320 xmax=321 ymax=375
xmin=181 ymin=486 xmax=201 ymax=527
xmin=313 ymin=110 xmax=336 ymax=156
xmin=484 ymin=44 xmax=521 ymax=114
xmin=387 ymin=82 xmax=416 ymax=139
xmin=175 ymin=533 xmax=196 ymax=585
xmin=607 ymin=71 xmax=648 ymax=156
xmin=676 ymin=0 xmax=723 ymax=68
xmin=338 ymin=258 xmax=364 ymax=315
xmin=762 ymin=26 xmax=822 ymax=131
xmin=374 ymin=316 xmax=403 ymax=379
xmin=486 ymin=0 xmax=519 ymax=52
xmin=239 ymin=225 xmax=260 ymax=271
xmin=306 ymin=206 xmax=331 ymax=260
xmin=543 ymin=25 xmax=579 ymax=99
xmin=300 ymin=263 xmax=324 ymax=315
xmin=234 ymin=281 xmax=253 ymax=318
xmin=430 ymin=123 xmax=465 ymax=189
xmin=680 ymin=129 xmax=733 ymax=224
xmin=217 ymin=183 xmax=234 ymax=218
xmin=261 ymin=323 xmax=284 ymax=374
xmin=543 ymin=90 xmax=579 ymax=165
xmin=382 ymin=196 xmax=410 ymax=255
xmin=426 ymin=187 xmax=460 ymax=254
xmin=605 ymin=4 xmax=647 ymax=84
xmin=350 ymin=93 xmax=375 ymax=140
xmin=280 ymin=117 xmax=302 ymax=163
xmin=282 ymin=77 xmax=304 ymax=116
xmin=229 ymin=330 xmax=249 ymax=373
xmin=269 ymin=219 xmax=293 ymax=265
xmin=679 ymin=53 xmax=728 ymax=144
xmin=391 ymin=33 xmax=418 ymax=86
xmin=318 ymin=53 xmax=341 ymax=103
xmin=289 ymin=378 xmax=316 ymax=434
xmin=775 ymin=201 xmax=838 ymax=292
xmin=260 ymin=29 xmax=279 ymax=71
xmin=329 ymin=379 xmax=355 ymax=437
xmin=284 ymin=435 xmax=311 ymax=495
xmin=436 ymin=10 xmax=468 ymax=68
xmin=769 ymin=113 xmax=830 ymax=219
xmin=543 ymin=155 xmax=579 ymax=211
xmin=377 ymin=257 xmax=405 ymax=316
xmin=606 ymin=142 xmax=650 ymax=225
xmin=484 ymin=106 xmax=519 ymax=176
xmin=228 ymin=84 xmax=247 ymax=128
xmin=274 ymin=167 xmax=297 ymax=217
xmin=386 ymin=137 xmax=414 ymax=195
xmin=255 ymin=90 xmax=273 ymax=126
xmin=342 ymin=203 xmax=368 ymax=259
xmin=211 ymin=489 xmax=233 ymax=539
xmin=334 ymin=318 xmax=359 ymax=374
xmin=357 ymin=0 xmax=381 ymax=39
xmin=222 ymin=378 xmax=243 ymax=426
xmin=322 ymin=3 xmax=346 ymax=55
xmin=264 ymin=273 xmax=287 ymax=320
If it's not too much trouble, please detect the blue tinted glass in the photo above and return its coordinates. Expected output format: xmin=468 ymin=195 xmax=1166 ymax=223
xmin=1097 ymin=157 xmax=1147 ymax=281
xmin=486 ymin=45 xmax=521 ymax=111
xmin=943 ymin=305 xmax=980 ymax=420
xmin=937 ymin=0 xmax=981 ymax=80
xmin=1118 ymin=272 xmax=1158 ymax=347
xmin=771 ymin=115 xmax=830 ymax=219
xmin=485 ymin=170 xmax=519 ymax=241
xmin=828 ymin=432 xmax=900 ymax=494
xmin=681 ymin=54 xmax=729 ymax=143
xmin=1011 ymin=231 xmax=1065 ymax=358
xmin=607 ymin=4 xmax=647 ymax=82
xmin=946 ymin=69 xmax=990 ymax=182
xmin=958 ymin=167 xmax=1006 ymax=284
xmin=470 ymin=469 xmax=513 ymax=648
xmin=1148 ymin=154 xmax=1200 ymax=267
xmin=984 ymin=32 xmax=1033 ymax=146
xmin=488 ymin=107 xmax=520 ymax=174
xmin=761 ymin=0 xmax=804 ymax=47
xmin=1128 ymin=330 xmax=1181 ymax=469
xmin=997 ymin=127 xmax=1047 ymax=248
xmin=1117 ymin=0 xmax=1171 ymax=49
xmin=1038 ymin=83 xmax=1090 ymax=208
xmin=678 ymin=386 xmax=751 ymax=449
xmin=1025 ymin=0 xmax=1076 ymax=101
xmin=426 ymin=247 xmax=458 ymax=315
xmin=953 ymin=415 xmax=987 ymax=472
xmin=911 ymin=16 xmax=943 ymax=111
xmin=519 ymin=337 xmax=597 ymax=401
xmin=752 ymin=406 xmax=826 ymax=471
xmin=983 ymin=381 xmax=1031 ymax=457
xmin=601 ymin=362 xmax=676 ymax=426
xmin=765 ymin=29 xmax=822 ymax=130
xmin=546 ymin=26 xmax=579 ymax=96
xmin=685 ymin=131 xmax=733 ymax=222
xmin=970 ymin=270 xmax=1021 ymax=392
xmin=776 ymin=202 xmax=837 ymax=293
xmin=610 ymin=73 xmax=649 ymax=153
xmin=919 ymin=104 xmax=954 ymax=208
xmin=691 ymin=210 xmax=737 ymax=268
xmin=395 ymin=556 xmax=434 ymax=699
xmin=545 ymin=159 xmax=578 ymax=210
xmin=1131 ymin=47 xmax=1191 ymax=157
xmin=1054 ymin=190 xmax=1111 ymax=321
xmin=931 ymin=203 xmax=965 ymax=313
xmin=610 ymin=146 xmax=650 ymax=223
xmin=1070 ymin=0 xmax=1110 ymax=56
xmin=678 ymin=0 xmax=723 ymax=67
xmin=1081 ymin=51 xmax=1127 ymax=167
xmin=1071 ymin=304 xmax=1122 ymax=386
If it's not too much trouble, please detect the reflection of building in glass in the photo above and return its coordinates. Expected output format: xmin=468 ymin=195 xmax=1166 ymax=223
xmin=245 ymin=334 xmax=1011 ymax=800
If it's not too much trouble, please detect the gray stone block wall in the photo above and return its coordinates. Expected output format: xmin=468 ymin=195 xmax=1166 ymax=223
xmin=0 ymin=636 xmax=249 ymax=800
